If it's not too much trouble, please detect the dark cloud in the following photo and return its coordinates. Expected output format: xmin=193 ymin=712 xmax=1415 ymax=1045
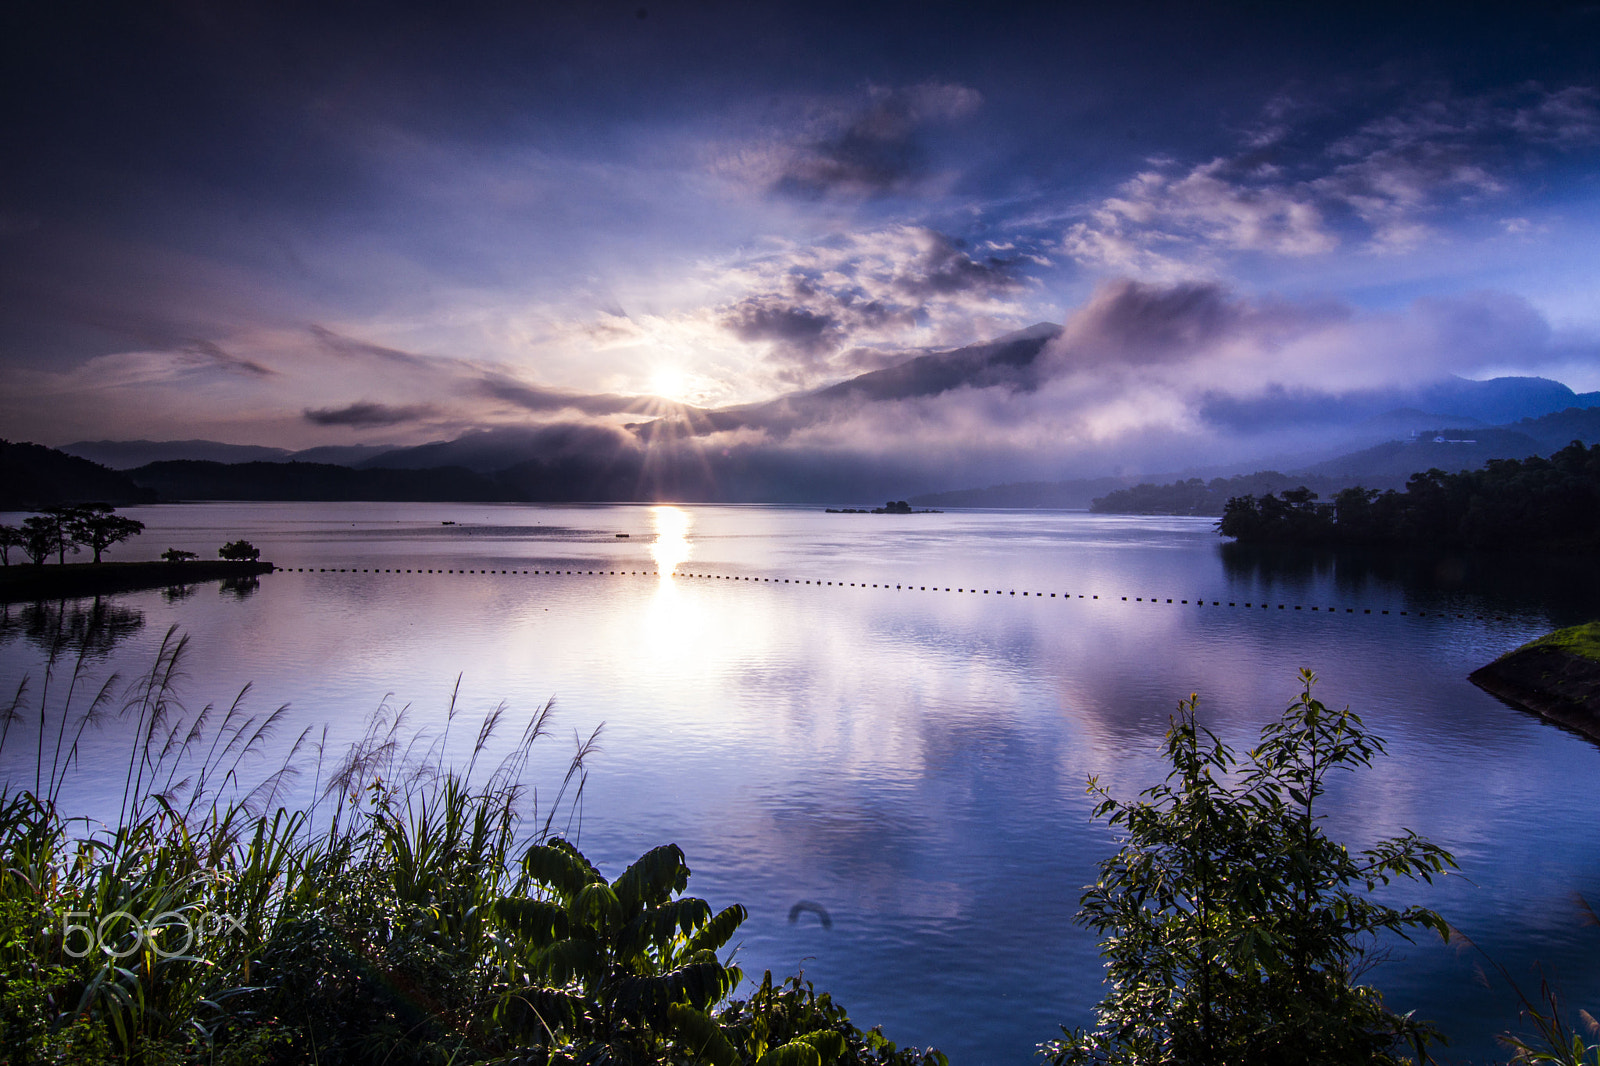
xmin=719 ymin=226 xmax=1032 ymax=386
xmin=772 ymin=83 xmax=982 ymax=199
xmin=304 ymin=401 xmax=439 ymax=427
xmin=893 ymin=233 xmax=1025 ymax=299
xmin=722 ymin=299 xmax=843 ymax=355
xmin=184 ymin=340 xmax=276 ymax=378
xmin=309 ymin=326 xmax=433 ymax=367
xmin=1047 ymin=279 xmax=1246 ymax=368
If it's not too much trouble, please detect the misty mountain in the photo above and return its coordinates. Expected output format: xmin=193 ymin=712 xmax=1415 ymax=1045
xmin=801 ymin=322 xmax=1062 ymax=404
xmin=1299 ymin=405 xmax=1600 ymax=480
xmin=996 ymin=406 xmax=1600 ymax=514
xmin=60 ymin=439 xmax=400 ymax=469
xmin=126 ymin=460 xmax=505 ymax=502
xmin=61 ymin=439 xmax=294 ymax=468
xmin=47 ymin=311 xmax=1600 ymax=505
xmin=288 ymin=444 xmax=402 ymax=466
xmin=1502 ymin=405 xmax=1600 ymax=452
xmin=911 ymin=477 xmax=1139 ymax=510
xmin=357 ymin=424 xmax=644 ymax=475
xmin=1347 ymin=408 xmax=1486 ymax=441
xmin=1296 ymin=429 xmax=1547 ymax=479
xmin=337 ymin=327 xmax=1067 ymax=476
xmin=1086 ymin=470 xmax=1415 ymax=517
xmin=1 ymin=441 xmax=157 ymax=509
xmin=1195 ymin=378 xmax=1599 ymax=442
xmin=631 ymin=323 xmax=1063 ymax=444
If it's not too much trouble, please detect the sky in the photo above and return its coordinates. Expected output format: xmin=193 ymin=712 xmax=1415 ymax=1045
xmin=2 ymin=1 xmax=1599 ymax=491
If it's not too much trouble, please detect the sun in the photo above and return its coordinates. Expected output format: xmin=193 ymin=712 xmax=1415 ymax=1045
xmin=649 ymin=366 xmax=692 ymax=403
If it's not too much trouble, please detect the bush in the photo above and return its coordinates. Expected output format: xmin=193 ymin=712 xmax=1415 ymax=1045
xmin=1045 ymin=671 xmax=1456 ymax=1066
xmin=218 ymin=540 xmax=260 ymax=562
xmin=161 ymin=548 xmax=198 ymax=563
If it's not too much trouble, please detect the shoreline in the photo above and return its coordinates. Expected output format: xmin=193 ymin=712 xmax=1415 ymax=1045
xmin=1470 ymin=623 xmax=1600 ymax=744
xmin=0 ymin=559 xmax=275 ymax=603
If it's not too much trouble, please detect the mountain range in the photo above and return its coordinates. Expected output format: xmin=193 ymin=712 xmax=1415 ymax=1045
xmin=39 ymin=323 xmax=1600 ymax=506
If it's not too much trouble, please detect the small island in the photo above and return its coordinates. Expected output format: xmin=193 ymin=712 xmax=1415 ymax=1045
xmin=826 ymin=500 xmax=942 ymax=514
xmin=1470 ymin=622 xmax=1600 ymax=743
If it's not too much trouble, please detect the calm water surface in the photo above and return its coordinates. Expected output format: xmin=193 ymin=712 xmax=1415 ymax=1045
xmin=3 ymin=502 xmax=1599 ymax=1064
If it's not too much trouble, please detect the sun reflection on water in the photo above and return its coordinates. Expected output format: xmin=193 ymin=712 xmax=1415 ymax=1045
xmin=650 ymin=505 xmax=691 ymax=578
xmin=642 ymin=505 xmax=708 ymax=669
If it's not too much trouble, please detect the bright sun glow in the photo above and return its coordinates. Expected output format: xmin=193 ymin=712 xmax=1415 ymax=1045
xmin=650 ymin=505 xmax=691 ymax=578
xmin=649 ymin=366 xmax=692 ymax=403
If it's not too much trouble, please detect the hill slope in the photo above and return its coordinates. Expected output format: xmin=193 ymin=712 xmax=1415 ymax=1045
xmin=1 ymin=441 xmax=157 ymax=509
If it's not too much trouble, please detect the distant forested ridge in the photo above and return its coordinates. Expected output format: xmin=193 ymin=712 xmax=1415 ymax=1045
xmin=1089 ymin=472 xmax=1405 ymax=516
xmin=1217 ymin=441 xmax=1600 ymax=551
xmin=0 ymin=440 xmax=157 ymax=509
xmin=127 ymin=459 xmax=509 ymax=502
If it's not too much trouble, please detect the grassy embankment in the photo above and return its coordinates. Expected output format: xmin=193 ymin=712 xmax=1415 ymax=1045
xmin=1470 ymin=621 xmax=1600 ymax=743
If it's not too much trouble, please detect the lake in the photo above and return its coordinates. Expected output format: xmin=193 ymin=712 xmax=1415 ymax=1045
xmin=3 ymin=501 xmax=1598 ymax=1064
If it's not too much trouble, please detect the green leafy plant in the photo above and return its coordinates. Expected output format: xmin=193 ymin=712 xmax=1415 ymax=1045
xmin=711 ymin=970 xmax=949 ymax=1066
xmin=1045 ymin=670 xmax=1456 ymax=1066
xmin=490 ymin=839 xmax=747 ymax=1063
xmin=2 ymin=619 xmax=937 ymax=1066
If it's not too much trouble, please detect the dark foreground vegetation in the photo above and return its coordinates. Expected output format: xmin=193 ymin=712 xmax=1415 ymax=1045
xmin=1 ymin=632 xmax=1594 ymax=1064
xmin=0 ymin=631 xmax=948 ymax=1066
xmin=1218 ymin=441 xmax=1600 ymax=551
xmin=1046 ymin=672 xmax=1456 ymax=1066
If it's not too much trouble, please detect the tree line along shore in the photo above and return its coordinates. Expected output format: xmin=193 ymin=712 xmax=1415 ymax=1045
xmin=1213 ymin=441 xmax=1600 ymax=552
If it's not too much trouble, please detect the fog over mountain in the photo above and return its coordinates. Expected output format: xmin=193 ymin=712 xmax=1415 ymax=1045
xmin=59 ymin=298 xmax=1600 ymax=503
xmin=326 ymin=281 xmax=1600 ymax=500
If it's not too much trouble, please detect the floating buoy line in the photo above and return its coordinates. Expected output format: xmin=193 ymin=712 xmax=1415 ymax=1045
xmin=267 ymin=566 xmax=1509 ymax=621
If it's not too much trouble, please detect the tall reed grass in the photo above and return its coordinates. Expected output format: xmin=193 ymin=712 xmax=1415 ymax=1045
xmin=0 ymin=623 xmax=944 ymax=1066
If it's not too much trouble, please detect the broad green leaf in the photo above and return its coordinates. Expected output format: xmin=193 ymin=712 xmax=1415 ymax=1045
xmin=523 ymin=840 xmax=603 ymax=898
xmin=756 ymin=1040 xmax=824 ymax=1066
xmin=495 ymin=897 xmax=570 ymax=945
xmin=532 ymin=937 xmax=605 ymax=985
xmin=686 ymin=903 xmax=747 ymax=956
xmin=613 ymin=843 xmax=690 ymax=909
xmin=667 ymin=1003 xmax=741 ymax=1066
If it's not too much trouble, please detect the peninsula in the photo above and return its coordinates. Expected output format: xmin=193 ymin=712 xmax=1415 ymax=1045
xmin=1470 ymin=622 xmax=1600 ymax=743
xmin=0 ymin=560 xmax=275 ymax=603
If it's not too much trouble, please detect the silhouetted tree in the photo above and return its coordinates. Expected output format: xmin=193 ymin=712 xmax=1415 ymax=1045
xmin=218 ymin=539 xmax=260 ymax=561
xmin=20 ymin=513 xmax=74 ymax=565
xmin=0 ymin=524 xmax=22 ymax=566
xmin=1218 ymin=441 xmax=1600 ymax=551
xmin=66 ymin=503 xmax=146 ymax=563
